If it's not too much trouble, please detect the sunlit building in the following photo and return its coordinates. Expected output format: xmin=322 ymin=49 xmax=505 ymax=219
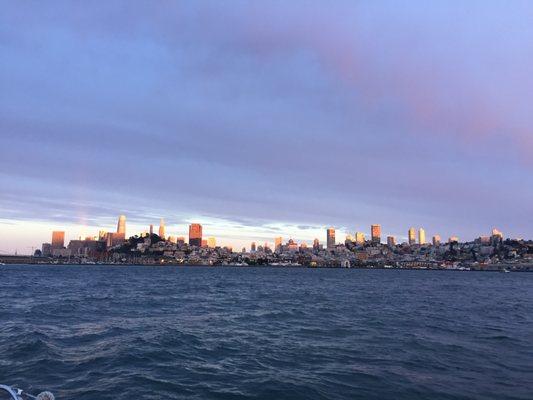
xmin=371 ymin=224 xmax=381 ymax=244
xmin=449 ymin=236 xmax=459 ymax=243
xmin=432 ymin=235 xmax=441 ymax=246
xmin=251 ymin=242 xmax=256 ymax=252
xmin=159 ymin=219 xmax=165 ymax=239
xmin=51 ymin=231 xmax=65 ymax=249
xmin=418 ymin=228 xmax=426 ymax=245
xmin=189 ymin=223 xmax=202 ymax=247
xmin=327 ymin=227 xmax=336 ymax=250
xmin=117 ymin=215 xmax=126 ymax=236
xmin=207 ymin=237 xmax=216 ymax=248
xmin=287 ymin=239 xmax=298 ymax=252
xmin=408 ymin=227 xmax=416 ymax=245
xmin=275 ymin=237 xmax=283 ymax=251
xmin=355 ymin=232 xmax=365 ymax=245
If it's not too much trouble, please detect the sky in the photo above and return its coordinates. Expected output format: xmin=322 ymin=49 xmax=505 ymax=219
xmin=1 ymin=1 xmax=532 ymax=253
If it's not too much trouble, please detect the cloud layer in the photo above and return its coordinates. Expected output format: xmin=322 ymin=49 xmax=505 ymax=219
xmin=1 ymin=1 xmax=532 ymax=251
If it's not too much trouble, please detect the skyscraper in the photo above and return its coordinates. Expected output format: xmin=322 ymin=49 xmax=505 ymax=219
xmin=189 ymin=223 xmax=202 ymax=247
xmin=207 ymin=237 xmax=216 ymax=248
xmin=275 ymin=237 xmax=283 ymax=251
xmin=327 ymin=227 xmax=335 ymax=250
xmin=355 ymin=232 xmax=365 ymax=245
xmin=371 ymin=224 xmax=381 ymax=244
xmin=149 ymin=224 xmax=153 ymax=235
xmin=408 ymin=227 xmax=416 ymax=245
xmin=432 ymin=235 xmax=441 ymax=246
xmin=117 ymin=215 xmax=126 ymax=236
xmin=418 ymin=228 xmax=426 ymax=245
xmin=159 ymin=219 xmax=165 ymax=239
xmin=387 ymin=236 xmax=396 ymax=247
xmin=313 ymin=238 xmax=320 ymax=250
xmin=51 ymin=231 xmax=65 ymax=249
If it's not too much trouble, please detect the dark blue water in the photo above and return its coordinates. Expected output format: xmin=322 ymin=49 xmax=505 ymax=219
xmin=1 ymin=265 xmax=532 ymax=399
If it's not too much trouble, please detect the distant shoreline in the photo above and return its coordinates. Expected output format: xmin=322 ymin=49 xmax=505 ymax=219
xmin=2 ymin=263 xmax=532 ymax=272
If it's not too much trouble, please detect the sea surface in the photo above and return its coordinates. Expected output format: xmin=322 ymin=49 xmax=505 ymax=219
xmin=0 ymin=265 xmax=532 ymax=400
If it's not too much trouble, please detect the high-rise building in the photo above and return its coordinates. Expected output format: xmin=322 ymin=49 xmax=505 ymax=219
xmin=201 ymin=239 xmax=208 ymax=248
xmin=418 ymin=228 xmax=426 ymax=245
xmin=371 ymin=224 xmax=381 ymax=244
xmin=448 ymin=236 xmax=459 ymax=243
xmin=327 ymin=227 xmax=335 ymax=250
xmin=491 ymin=228 xmax=503 ymax=244
xmin=387 ymin=236 xmax=396 ymax=247
xmin=432 ymin=235 xmax=441 ymax=246
xmin=355 ymin=232 xmax=365 ymax=245
xmin=251 ymin=242 xmax=256 ymax=252
xmin=149 ymin=224 xmax=154 ymax=235
xmin=287 ymin=239 xmax=298 ymax=252
xmin=275 ymin=237 xmax=283 ymax=251
xmin=408 ymin=227 xmax=416 ymax=245
xmin=188 ymin=223 xmax=202 ymax=247
xmin=159 ymin=219 xmax=165 ymax=239
xmin=117 ymin=215 xmax=126 ymax=236
xmin=207 ymin=237 xmax=216 ymax=248
xmin=41 ymin=243 xmax=52 ymax=256
xmin=98 ymin=230 xmax=107 ymax=241
xmin=51 ymin=231 xmax=65 ymax=249
xmin=313 ymin=238 xmax=320 ymax=250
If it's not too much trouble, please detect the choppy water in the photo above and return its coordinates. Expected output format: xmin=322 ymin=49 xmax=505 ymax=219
xmin=1 ymin=265 xmax=532 ymax=399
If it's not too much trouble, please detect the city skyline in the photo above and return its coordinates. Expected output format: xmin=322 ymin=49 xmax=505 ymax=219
xmin=1 ymin=2 xmax=533 ymax=253
xmin=8 ymin=213 xmax=518 ymax=257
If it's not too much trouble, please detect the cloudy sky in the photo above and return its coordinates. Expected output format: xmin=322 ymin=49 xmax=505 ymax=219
xmin=1 ymin=1 xmax=532 ymax=252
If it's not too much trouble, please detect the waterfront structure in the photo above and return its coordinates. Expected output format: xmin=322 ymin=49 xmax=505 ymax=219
xmin=327 ymin=227 xmax=335 ymax=250
xmin=387 ymin=236 xmax=396 ymax=247
xmin=371 ymin=225 xmax=381 ymax=244
xmin=355 ymin=232 xmax=365 ymax=245
xmin=419 ymin=228 xmax=426 ymax=245
xmin=408 ymin=227 xmax=416 ymax=245
xmin=432 ymin=235 xmax=441 ymax=246
xmin=189 ymin=224 xmax=202 ymax=247
xmin=117 ymin=215 xmax=126 ymax=236
xmin=207 ymin=237 xmax=216 ymax=248
xmin=159 ymin=219 xmax=165 ymax=239
xmin=51 ymin=231 xmax=65 ymax=249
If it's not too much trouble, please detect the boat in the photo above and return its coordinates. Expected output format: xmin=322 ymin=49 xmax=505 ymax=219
xmin=0 ymin=384 xmax=54 ymax=399
xmin=500 ymin=268 xmax=510 ymax=273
